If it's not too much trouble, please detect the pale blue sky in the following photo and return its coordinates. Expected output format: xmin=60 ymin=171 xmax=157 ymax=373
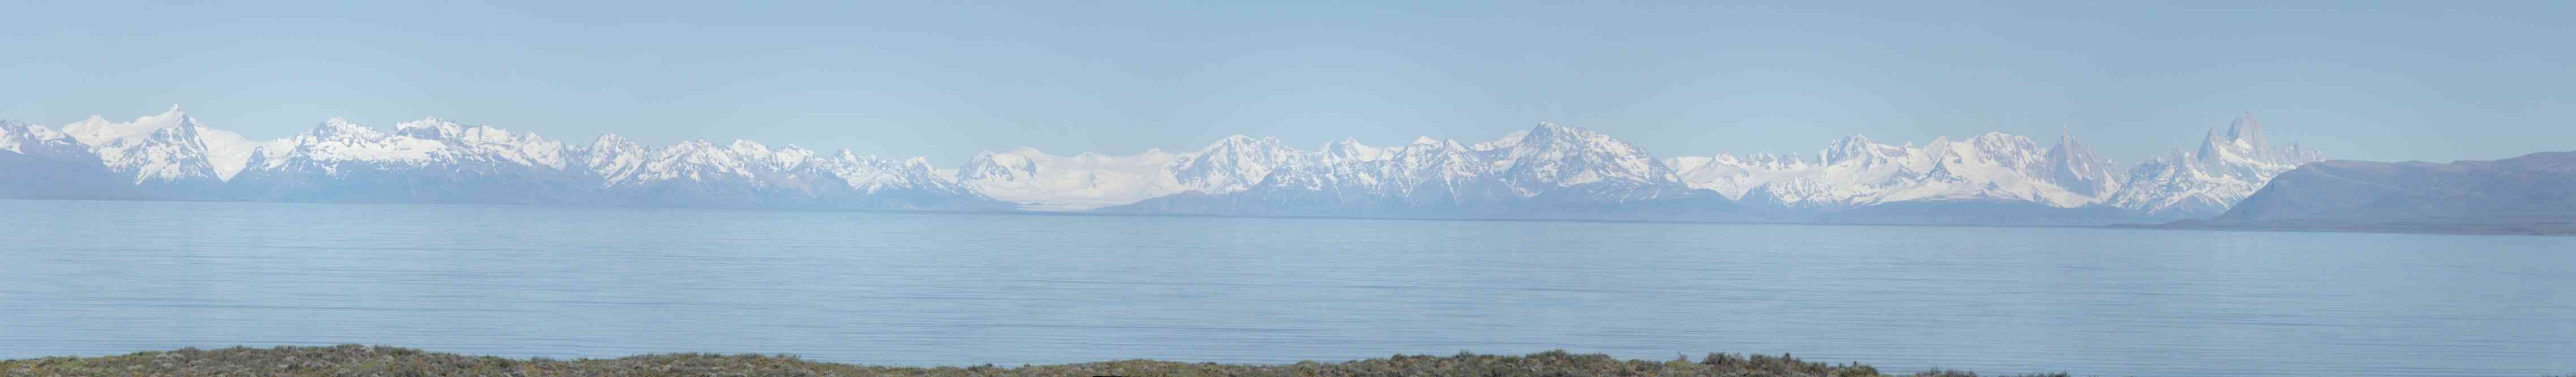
xmin=5 ymin=1 xmax=2570 ymax=164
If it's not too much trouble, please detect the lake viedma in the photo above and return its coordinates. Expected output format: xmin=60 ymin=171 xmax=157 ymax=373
xmin=3 ymin=200 xmax=2572 ymax=375
xmin=10 ymin=2 xmax=2576 ymax=377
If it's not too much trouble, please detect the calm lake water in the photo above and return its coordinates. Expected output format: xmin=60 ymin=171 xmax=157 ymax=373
xmin=2 ymin=200 xmax=2570 ymax=376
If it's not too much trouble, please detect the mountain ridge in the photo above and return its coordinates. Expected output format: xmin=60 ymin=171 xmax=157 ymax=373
xmin=2168 ymin=151 xmax=2576 ymax=234
xmin=3 ymin=107 xmax=2360 ymax=225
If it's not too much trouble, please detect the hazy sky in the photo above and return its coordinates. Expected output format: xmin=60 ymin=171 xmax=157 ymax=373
xmin=5 ymin=2 xmax=2569 ymax=164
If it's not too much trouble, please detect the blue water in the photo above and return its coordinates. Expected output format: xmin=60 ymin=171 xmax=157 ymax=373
xmin=2 ymin=200 xmax=2570 ymax=376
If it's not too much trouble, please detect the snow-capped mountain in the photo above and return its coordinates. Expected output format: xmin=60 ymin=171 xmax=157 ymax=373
xmin=1250 ymin=136 xmax=1509 ymax=205
xmin=1651 ymin=117 xmax=2319 ymax=222
xmin=1489 ymin=122 xmax=1693 ymax=202
xmin=1100 ymin=122 xmax=1706 ymax=216
xmin=1 ymin=119 xmax=122 ymax=198
xmin=581 ymin=135 xmax=986 ymax=209
xmin=1027 ymin=117 xmax=2317 ymax=224
xmin=2045 ymin=134 xmax=2123 ymax=198
xmin=229 ymin=117 xmax=588 ymax=204
xmin=1671 ymin=132 xmax=2102 ymax=210
xmin=2 ymin=106 xmax=1000 ymax=209
xmin=60 ymin=106 xmax=279 ymax=183
xmin=2107 ymin=114 xmax=2324 ymax=219
xmin=952 ymin=135 xmax=1308 ymax=211
xmin=953 ymin=147 xmax=1188 ymax=211
xmin=1 ymin=119 xmax=91 ymax=159
xmin=4 ymin=106 xmax=2325 ymax=222
xmin=1151 ymin=134 xmax=1518 ymax=215
xmin=1168 ymin=135 xmax=1306 ymax=194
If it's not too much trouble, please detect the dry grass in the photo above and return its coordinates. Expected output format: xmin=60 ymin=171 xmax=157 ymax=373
xmin=0 ymin=345 xmax=2075 ymax=376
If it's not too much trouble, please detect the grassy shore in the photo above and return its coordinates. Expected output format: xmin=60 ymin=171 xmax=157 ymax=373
xmin=0 ymin=345 xmax=2067 ymax=376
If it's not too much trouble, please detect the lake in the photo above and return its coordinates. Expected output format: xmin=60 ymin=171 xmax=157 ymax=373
xmin=2 ymin=200 xmax=2570 ymax=376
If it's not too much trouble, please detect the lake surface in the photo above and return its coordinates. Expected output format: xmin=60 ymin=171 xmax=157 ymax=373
xmin=2 ymin=200 xmax=2570 ymax=376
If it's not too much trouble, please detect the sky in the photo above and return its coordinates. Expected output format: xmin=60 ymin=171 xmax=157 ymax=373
xmin=3 ymin=1 xmax=2570 ymax=164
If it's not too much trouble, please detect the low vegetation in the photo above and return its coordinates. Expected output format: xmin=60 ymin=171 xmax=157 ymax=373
xmin=0 ymin=345 xmax=2070 ymax=376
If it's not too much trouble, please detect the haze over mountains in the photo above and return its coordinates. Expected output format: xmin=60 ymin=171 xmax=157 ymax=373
xmin=14 ymin=105 xmax=2540 ymax=230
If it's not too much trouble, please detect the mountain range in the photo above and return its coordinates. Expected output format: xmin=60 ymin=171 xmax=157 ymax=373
xmin=3 ymin=106 xmax=999 ymax=210
xmin=6 ymin=106 xmax=2340 ymax=225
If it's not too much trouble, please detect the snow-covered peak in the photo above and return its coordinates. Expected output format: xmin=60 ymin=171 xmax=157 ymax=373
xmin=1667 ymin=152 xmax=1818 ymax=198
xmin=1321 ymin=138 xmax=1388 ymax=163
xmin=1470 ymin=130 xmax=1529 ymax=151
xmin=2225 ymin=113 xmax=2264 ymax=151
xmin=2108 ymin=114 xmax=2326 ymax=219
xmin=593 ymin=134 xmax=631 ymax=147
xmin=1198 ymin=135 xmax=1284 ymax=152
xmin=2044 ymin=132 xmax=2122 ymax=197
xmin=1821 ymin=135 xmax=1904 ymax=165
xmin=1689 ymin=130 xmax=2113 ymax=208
xmin=62 ymin=105 xmax=199 ymax=145
xmin=2190 ymin=113 xmax=2321 ymax=173
xmin=770 ymin=144 xmax=816 ymax=169
xmin=248 ymin=116 xmax=574 ymax=173
xmin=725 ymin=139 xmax=773 ymax=162
xmin=1168 ymin=134 xmax=1302 ymax=193
xmin=50 ymin=106 xmax=286 ymax=182
xmin=1506 ymin=122 xmax=1653 ymax=160
xmin=392 ymin=117 xmax=466 ymax=136
xmin=307 ymin=117 xmax=384 ymax=140
xmin=1489 ymin=122 xmax=1683 ymax=198
xmin=84 ymin=119 xmax=226 ymax=185
xmin=1 ymin=120 xmax=82 ymax=156
xmin=960 ymin=137 xmax=1301 ymax=211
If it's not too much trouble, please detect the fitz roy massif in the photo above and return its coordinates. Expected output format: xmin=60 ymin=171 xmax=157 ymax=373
xmin=6 ymin=106 xmax=2563 ymax=231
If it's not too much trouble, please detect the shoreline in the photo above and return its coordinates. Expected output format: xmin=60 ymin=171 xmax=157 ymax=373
xmin=1 ymin=345 xmax=2065 ymax=376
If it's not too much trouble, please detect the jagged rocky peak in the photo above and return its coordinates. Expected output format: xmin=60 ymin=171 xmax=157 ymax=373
xmin=2194 ymin=113 xmax=2320 ymax=169
xmin=2108 ymin=114 xmax=2328 ymax=219
xmin=2225 ymin=113 xmax=2264 ymax=150
xmin=2044 ymin=131 xmax=2122 ymax=197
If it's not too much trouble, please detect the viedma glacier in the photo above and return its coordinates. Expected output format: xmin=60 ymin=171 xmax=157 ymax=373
xmin=3 ymin=106 xmax=2323 ymax=225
